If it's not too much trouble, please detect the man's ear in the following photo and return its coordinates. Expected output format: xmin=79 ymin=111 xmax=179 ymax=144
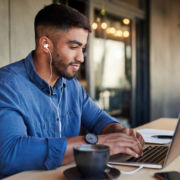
xmin=39 ymin=36 xmax=53 ymax=53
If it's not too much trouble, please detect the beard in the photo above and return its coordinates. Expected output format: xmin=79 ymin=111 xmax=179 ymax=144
xmin=52 ymin=60 xmax=80 ymax=80
xmin=51 ymin=50 xmax=81 ymax=80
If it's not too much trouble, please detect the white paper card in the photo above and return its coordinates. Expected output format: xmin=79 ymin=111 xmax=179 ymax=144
xmin=137 ymin=128 xmax=174 ymax=144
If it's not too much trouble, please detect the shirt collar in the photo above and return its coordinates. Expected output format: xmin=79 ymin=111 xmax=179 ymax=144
xmin=24 ymin=51 xmax=66 ymax=92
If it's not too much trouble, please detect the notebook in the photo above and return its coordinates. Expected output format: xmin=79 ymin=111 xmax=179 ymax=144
xmin=136 ymin=128 xmax=174 ymax=144
xmin=109 ymin=116 xmax=180 ymax=168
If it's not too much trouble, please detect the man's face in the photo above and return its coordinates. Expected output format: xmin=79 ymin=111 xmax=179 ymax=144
xmin=51 ymin=28 xmax=88 ymax=80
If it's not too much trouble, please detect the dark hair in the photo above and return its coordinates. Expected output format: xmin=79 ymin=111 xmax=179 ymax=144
xmin=34 ymin=4 xmax=91 ymax=44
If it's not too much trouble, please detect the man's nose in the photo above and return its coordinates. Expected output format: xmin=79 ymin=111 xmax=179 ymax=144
xmin=75 ymin=49 xmax=84 ymax=63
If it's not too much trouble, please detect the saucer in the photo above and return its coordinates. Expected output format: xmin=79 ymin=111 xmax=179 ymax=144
xmin=63 ymin=166 xmax=120 ymax=180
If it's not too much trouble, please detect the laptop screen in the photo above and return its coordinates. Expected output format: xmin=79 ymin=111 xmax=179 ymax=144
xmin=164 ymin=117 xmax=180 ymax=167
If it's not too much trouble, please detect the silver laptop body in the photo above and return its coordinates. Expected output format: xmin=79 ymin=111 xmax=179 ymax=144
xmin=109 ymin=117 xmax=180 ymax=169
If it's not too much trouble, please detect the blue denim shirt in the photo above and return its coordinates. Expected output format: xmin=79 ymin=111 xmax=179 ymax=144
xmin=0 ymin=51 xmax=121 ymax=178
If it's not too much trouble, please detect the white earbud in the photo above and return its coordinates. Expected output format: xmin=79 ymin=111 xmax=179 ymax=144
xmin=44 ymin=44 xmax=49 ymax=49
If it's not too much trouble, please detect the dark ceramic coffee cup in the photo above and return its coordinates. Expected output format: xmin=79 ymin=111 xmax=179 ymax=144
xmin=73 ymin=144 xmax=110 ymax=178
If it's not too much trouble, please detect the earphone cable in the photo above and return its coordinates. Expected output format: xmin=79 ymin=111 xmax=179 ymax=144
xmin=46 ymin=48 xmax=63 ymax=137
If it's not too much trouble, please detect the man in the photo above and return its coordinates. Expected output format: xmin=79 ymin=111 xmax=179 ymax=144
xmin=0 ymin=4 xmax=144 ymax=178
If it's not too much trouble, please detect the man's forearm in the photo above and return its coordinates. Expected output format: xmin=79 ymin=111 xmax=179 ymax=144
xmin=63 ymin=123 xmax=145 ymax=165
xmin=62 ymin=123 xmax=123 ymax=165
xmin=100 ymin=122 xmax=124 ymax=134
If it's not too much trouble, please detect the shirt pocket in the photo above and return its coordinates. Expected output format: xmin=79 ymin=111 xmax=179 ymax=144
xmin=34 ymin=120 xmax=55 ymax=138
xmin=62 ymin=106 xmax=81 ymax=137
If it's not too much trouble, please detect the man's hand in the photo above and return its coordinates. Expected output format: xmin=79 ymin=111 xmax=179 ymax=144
xmin=99 ymin=123 xmax=145 ymax=157
xmin=98 ymin=132 xmax=143 ymax=158
xmin=117 ymin=128 xmax=145 ymax=148
xmin=62 ymin=123 xmax=145 ymax=165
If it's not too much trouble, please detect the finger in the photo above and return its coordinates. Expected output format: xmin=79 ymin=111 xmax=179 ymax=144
xmin=136 ymin=133 xmax=145 ymax=156
xmin=104 ymin=138 xmax=143 ymax=156
xmin=108 ymin=133 xmax=143 ymax=155
xmin=137 ymin=137 xmax=144 ymax=156
xmin=105 ymin=132 xmax=141 ymax=144
xmin=111 ymin=146 xmax=140 ymax=158
xmin=130 ymin=129 xmax=138 ymax=138
xmin=119 ymin=129 xmax=143 ymax=153
xmin=137 ymin=132 xmax=145 ymax=146
xmin=125 ymin=135 xmax=143 ymax=155
xmin=129 ymin=130 xmax=144 ymax=149
xmin=135 ymin=136 xmax=144 ymax=156
xmin=99 ymin=133 xmax=144 ymax=155
xmin=115 ymin=140 xmax=143 ymax=156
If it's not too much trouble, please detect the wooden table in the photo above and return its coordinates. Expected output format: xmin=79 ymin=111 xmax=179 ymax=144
xmin=3 ymin=118 xmax=179 ymax=180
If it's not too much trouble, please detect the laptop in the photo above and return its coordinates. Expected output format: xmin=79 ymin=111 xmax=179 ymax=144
xmin=109 ymin=116 xmax=180 ymax=169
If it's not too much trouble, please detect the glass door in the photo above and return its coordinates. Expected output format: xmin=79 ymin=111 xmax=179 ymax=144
xmin=92 ymin=10 xmax=132 ymax=127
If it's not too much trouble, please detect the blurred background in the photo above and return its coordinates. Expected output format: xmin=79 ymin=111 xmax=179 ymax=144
xmin=0 ymin=0 xmax=180 ymax=128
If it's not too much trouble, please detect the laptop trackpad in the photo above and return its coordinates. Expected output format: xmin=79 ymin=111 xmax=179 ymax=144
xmin=109 ymin=153 xmax=131 ymax=162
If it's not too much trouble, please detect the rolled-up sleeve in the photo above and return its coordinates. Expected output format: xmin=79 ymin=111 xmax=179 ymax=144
xmin=0 ymin=82 xmax=67 ymax=178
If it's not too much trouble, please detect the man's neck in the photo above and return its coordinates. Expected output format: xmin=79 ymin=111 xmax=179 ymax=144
xmin=32 ymin=50 xmax=59 ymax=87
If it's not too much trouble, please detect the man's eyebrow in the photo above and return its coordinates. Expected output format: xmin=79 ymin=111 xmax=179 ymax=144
xmin=68 ymin=40 xmax=83 ymax=46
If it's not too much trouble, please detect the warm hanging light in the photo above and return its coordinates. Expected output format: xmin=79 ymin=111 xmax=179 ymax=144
xmin=106 ymin=27 xmax=110 ymax=34
xmin=92 ymin=22 xmax=98 ymax=30
xmin=110 ymin=27 xmax=116 ymax=34
xmin=117 ymin=30 xmax=122 ymax=37
xmin=123 ymin=31 xmax=129 ymax=37
xmin=123 ymin=18 xmax=130 ymax=25
xmin=114 ymin=30 xmax=122 ymax=37
xmin=101 ymin=22 xmax=107 ymax=29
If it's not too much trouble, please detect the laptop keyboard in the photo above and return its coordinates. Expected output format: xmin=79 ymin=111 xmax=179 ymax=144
xmin=126 ymin=146 xmax=168 ymax=164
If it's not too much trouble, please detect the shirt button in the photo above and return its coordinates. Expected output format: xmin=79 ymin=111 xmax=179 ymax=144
xmin=70 ymin=112 xmax=72 ymax=115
